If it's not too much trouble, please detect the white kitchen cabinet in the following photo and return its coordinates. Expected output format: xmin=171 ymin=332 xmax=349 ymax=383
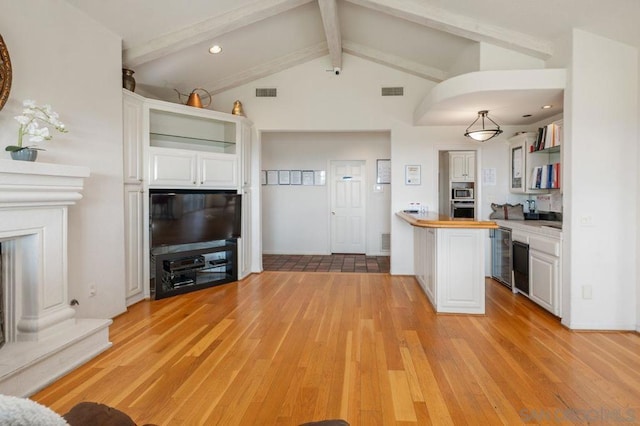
xmin=530 ymin=249 xmax=559 ymax=315
xmin=414 ymin=224 xmax=485 ymax=314
xmin=425 ymin=228 xmax=436 ymax=303
xmin=414 ymin=227 xmax=427 ymax=292
xmin=449 ymin=151 xmax=475 ymax=182
xmin=414 ymin=227 xmax=437 ymax=304
xmin=123 ymin=185 xmax=145 ymax=305
xmin=495 ymin=220 xmax=562 ymax=317
xmin=529 ymin=233 xmax=561 ymax=316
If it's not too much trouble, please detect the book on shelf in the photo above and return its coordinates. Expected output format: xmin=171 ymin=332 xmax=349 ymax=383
xmin=534 ymin=122 xmax=562 ymax=151
xmin=531 ymin=163 xmax=561 ymax=189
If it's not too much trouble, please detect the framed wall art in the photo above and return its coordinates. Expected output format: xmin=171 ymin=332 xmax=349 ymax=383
xmin=0 ymin=34 xmax=12 ymax=111
xmin=376 ymin=159 xmax=391 ymax=184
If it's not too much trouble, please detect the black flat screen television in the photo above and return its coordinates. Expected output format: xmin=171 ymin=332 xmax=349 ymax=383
xmin=149 ymin=189 xmax=241 ymax=248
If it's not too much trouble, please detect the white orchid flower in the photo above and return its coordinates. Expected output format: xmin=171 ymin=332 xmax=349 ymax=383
xmin=9 ymin=100 xmax=68 ymax=151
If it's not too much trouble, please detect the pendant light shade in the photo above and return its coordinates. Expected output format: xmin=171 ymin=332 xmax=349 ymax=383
xmin=464 ymin=110 xmax=503 ymax=142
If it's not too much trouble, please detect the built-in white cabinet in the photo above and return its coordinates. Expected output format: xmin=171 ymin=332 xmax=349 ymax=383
xmin=148 ymin=148 xmax=238 ymax=189
xmin=240 ymin=188 xmax=252 ymax=278
xmin=122 ymin=91 xmax=254 ymax=304
xmin=241 ymin=123 xmax=252 ymax=188
xmin=529 ymin=234 xmax=561 ymax=316
xmin=530 ymin=249 xmax=559 ymax=314
xmin=123 ymin=91 xmax=145 ymax=183
xmin=496 ymin=220 xmax=562 ymax=317
xmin=123 ymin=186 xmax=145 ymax=305
xmin=122 ymin=90 xmax=146 ymax=305
xmin=449 ymin=151 xmax=475 ymax=182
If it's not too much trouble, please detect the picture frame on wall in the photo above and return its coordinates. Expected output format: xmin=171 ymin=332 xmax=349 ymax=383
xmin=314 ymin=170 xmax=326 ymax=185
xmin=278 ymin=170 xmax=290 ymax=185
xmin=302 ymin=170 xmax=314 ymax=185
xmin=376 ymin=159 xmax=391 ymax=184
xmin=290 ymin=170 xmax=302 ymax=185
xmin=405 ymin=165 xmax=421 ymax=185
xmin=266 ymin=170 xmax=279 ymax=185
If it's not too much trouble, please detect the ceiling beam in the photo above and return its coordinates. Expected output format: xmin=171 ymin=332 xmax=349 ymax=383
xmin=345 ymin=0 xmax=553 ymax=59
xmin=343 ymin=40 xmax=448 ymax=82
xmin=124 ymin=0 xmax=315 ymax=67
xmin=318 ymin=0 xmax=342 ymax=70
xmin=207 ymin=42 xmax=329 ymax=95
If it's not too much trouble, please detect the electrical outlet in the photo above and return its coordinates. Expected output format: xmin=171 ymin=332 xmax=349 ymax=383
xmin=579 ymin=215 xmax=594 ymax=227
xmin=582 ymin=285 xmax=592 ymax=299
xmin=89 ymin=284 xmax=96 ymax=297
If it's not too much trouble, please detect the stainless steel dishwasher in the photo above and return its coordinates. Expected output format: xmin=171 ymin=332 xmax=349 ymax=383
xmin=490 ymin=227 xmax=513 ymax=288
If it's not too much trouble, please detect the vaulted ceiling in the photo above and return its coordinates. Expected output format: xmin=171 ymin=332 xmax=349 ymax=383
xmin=68 ymin=0 xmax=640 ymax=124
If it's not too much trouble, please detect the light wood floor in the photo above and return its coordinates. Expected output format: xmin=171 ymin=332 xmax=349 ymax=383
xmin=33 ymin=272 xmax=640 ymax=425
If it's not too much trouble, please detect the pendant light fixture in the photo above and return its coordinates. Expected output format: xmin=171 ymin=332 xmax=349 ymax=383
xmin=464 ymin=110 xmax=503 ymax=141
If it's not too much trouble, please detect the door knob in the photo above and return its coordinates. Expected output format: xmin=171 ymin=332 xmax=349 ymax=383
xmin=331 ymin=211 xmax=336 ymax=215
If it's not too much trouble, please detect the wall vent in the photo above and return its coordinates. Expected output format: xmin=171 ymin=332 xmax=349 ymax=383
xmin=256 ymin=88 xmax=277 ymax=97
xmin=381 ymin=87 xmax=404 ymax=96
xmin=381 ymin=233 xmax=391 ymax=251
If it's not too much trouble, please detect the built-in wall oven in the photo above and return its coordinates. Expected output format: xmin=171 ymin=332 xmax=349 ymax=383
xmin=451 ymin=201 xmax=475 ymax=218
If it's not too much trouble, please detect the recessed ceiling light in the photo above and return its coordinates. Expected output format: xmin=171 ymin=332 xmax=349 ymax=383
xmin=522 ymin=114 xmax=532 ymax=118
xmin=209 ymin=45 xmax=222 ymax=54
xmin=541 ymin=105 xmax=553 ymax=109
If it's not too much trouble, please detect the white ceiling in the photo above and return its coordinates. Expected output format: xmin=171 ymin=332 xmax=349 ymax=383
xmin=67 ymin=0 xmax=640 ymax=125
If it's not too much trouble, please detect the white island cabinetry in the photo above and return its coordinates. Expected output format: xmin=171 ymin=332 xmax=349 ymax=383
xmin=401 ymin=212 xmax=496 ymax=314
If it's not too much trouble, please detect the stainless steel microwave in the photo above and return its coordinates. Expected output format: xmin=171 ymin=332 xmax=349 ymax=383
xmin=452 ymin=188 xmax=474 ymax=200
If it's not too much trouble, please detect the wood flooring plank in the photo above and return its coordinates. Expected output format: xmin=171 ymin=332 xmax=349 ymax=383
xmin=29 ymin=273 xmax=640 ymax=426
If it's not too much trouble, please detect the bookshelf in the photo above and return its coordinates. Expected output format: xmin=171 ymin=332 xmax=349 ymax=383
xmin=509 ymin=119 xmax=562 ymax=194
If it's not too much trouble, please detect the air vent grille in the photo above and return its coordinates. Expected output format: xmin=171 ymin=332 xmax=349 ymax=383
xmin=256 ymin=88 xmax=277 ymax=97
xmin=381 ymin=87 xmax=404 ymax=96
xmin=381 ymin=233 xmax=391 ymax=251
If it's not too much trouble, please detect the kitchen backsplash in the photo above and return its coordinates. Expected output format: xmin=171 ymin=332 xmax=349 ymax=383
xmin=535 ymin=192 xmax=562 ymax=213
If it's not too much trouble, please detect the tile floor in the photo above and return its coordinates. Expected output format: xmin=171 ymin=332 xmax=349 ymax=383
xmin=262 ymin=254 xmax=390 ymax=273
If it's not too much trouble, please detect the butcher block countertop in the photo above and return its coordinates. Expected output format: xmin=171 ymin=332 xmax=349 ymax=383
xmin=397 ymin=211 xmax=498 ymax=229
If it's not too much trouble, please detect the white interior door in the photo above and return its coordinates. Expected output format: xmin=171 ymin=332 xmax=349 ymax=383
xmin=330 ymin=160 xmax=366 ymax=253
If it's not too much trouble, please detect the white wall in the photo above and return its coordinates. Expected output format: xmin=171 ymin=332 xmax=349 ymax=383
xmin=211 ymin=53 xmax=520 ymax=275
xmin=261 ymin=132 xmax=390 ymax=255
xmin=564 ymin=29 xmax=638 ymax=330
xmin=0 ymin=0 xmax=126 ymax=319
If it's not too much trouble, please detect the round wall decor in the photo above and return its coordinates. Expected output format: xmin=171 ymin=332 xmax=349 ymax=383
xmin=0 ymin=34 xmax=12 ymax=111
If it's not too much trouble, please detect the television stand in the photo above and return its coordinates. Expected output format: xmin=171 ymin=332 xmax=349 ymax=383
xmin=150 ymin=239 xmax=237 ymax=300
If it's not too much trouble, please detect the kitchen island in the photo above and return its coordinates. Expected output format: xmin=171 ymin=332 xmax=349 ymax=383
xmin=397 ymin=211 xmax=497 ymax=314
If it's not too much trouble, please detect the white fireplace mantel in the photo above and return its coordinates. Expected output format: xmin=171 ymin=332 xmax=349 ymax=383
xmin=0 ymin=159 xmax=90 ymax=205
xmin=0 ymin=159 xmax=112 ymax=397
